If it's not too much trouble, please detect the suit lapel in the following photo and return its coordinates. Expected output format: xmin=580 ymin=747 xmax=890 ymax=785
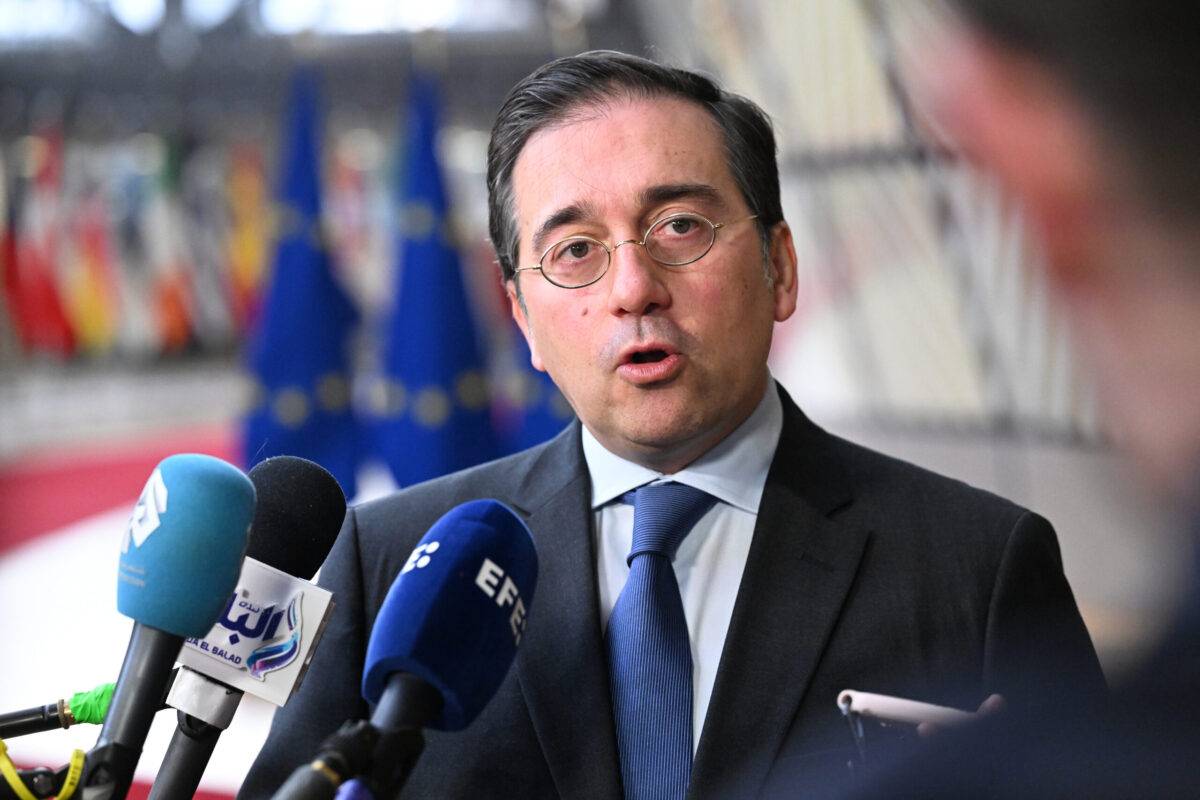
xmin=513 ymin=423 xmax=624 ymax=800
xmin=689 ymin=392 xmax=869 ymax=799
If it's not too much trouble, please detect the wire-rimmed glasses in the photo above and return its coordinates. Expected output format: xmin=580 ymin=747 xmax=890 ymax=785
xmin=514 ymin=212 xmax=759 ymax=289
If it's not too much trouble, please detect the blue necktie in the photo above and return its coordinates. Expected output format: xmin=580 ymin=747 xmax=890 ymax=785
xmin=606 ymin=482 xmax=718 ymax=800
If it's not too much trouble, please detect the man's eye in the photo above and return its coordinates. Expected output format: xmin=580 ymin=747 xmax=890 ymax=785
xmin=548 ymin=238 xmax=600 ymax=267
xmin=669 ymin=218 xmax=696 ymax=235
xmin=652 ymin=214 xmax=706 ymax=240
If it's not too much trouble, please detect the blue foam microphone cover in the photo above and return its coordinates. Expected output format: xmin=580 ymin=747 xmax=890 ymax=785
xmin=117 ymin=454 xmax=255 ymax=637
xmin=362 ymin=499 xmax=538 ymax=731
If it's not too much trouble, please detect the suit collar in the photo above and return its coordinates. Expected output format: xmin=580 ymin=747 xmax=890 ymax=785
xmin=509 ymin=419 xmax=588 ymax=516
xmin=513 ymin=422 xmax=625 ymax=800
xmin=768 ymin=387 xmax=854 ymax=517
xmin=689 ymin=387 xmax=868 ymax=798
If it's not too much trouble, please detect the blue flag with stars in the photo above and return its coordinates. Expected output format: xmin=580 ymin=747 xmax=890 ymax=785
xmin=372 ymin=74 xmax=497 ymax=486
xmin=243 ymin=70 xmax=360 ymax=497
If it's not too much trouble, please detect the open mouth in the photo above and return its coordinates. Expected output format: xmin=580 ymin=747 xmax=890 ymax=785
xmin=617 ymin=344 xmax=683 ymax=383
xmin=629 ymin=349 xmax=669 ymax=364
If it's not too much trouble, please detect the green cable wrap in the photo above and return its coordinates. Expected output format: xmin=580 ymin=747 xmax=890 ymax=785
xmin=69 ymin=683 xmax=116 ymax=725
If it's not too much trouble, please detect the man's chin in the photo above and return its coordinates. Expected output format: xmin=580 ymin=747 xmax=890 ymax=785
xmin=606 ymin=419 xmax=719 ymax=473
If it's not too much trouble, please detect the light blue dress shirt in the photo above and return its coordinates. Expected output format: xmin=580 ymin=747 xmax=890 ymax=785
xmin=582 ymin=378 xmax=783 ymax=753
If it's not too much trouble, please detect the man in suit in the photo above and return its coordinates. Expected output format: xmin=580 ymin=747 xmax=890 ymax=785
xmin=848 ymin=1 xmax=1200 ymax=796
xmin=241 ymin=51 xmax=1102 ymax=799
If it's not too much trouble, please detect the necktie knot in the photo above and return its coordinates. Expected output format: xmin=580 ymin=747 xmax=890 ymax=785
xmin=623 ymin=482 xmax=717 ymax=565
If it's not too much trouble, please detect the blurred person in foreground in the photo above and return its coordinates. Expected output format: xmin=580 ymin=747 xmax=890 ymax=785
xmin=854 ymin=2 xmax=1200 ymax=796
xmin=241 ymin=51 xmax=1103 ymax=799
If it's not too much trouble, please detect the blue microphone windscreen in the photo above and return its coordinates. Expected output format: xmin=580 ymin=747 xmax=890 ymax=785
xmin=362 ymin=499 xmax=538 ymax=731
xmin=116 ymin=454 xmax=255 ymax=637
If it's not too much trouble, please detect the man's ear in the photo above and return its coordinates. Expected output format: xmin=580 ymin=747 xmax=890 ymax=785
xmin=768 ymin=221 xmax=799 ymax=323
xmin=506 ymin=279 xmax=546 ymax=372
xmin=925 ymin=32 xmax=1106 ymax=291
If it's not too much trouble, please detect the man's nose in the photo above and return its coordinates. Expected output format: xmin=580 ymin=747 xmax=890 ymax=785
xmin=605 ymin=239 xmax=671 ymax=316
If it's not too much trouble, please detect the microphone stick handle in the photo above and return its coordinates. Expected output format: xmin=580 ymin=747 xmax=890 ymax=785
xmin=144 ymin=712 xmax=221 ymax=800
xmin=359 ymin=729 xmax=424 ymax=800
xmin=147 ymin=667 xmax=244 ymax=800
xmin=82 ymin=625 xmax=184 ymax=800
xmin=0 ymin=674 xmax=175 ymax=741
xmin=369 ymin=674 xmax=441 ymax=731
xmin=360 ymin=674 xmax=440 ymax=800
xmin=0 ymin=703 xmax=68 ymax=739
xmin=269 ymin=721 xmax=379 ymax=800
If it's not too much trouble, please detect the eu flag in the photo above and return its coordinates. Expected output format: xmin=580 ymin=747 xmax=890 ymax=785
xmin=370 ymin=74 xmax=497 ymax=486
xmin=243 ymin=70 xmax=360 ymax=497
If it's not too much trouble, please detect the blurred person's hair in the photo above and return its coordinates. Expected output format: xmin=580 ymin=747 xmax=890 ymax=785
xmin=486 ymin=49 xmax=782 ymax=284
xmin=951 ymin=1 xmax=1200 ymax=222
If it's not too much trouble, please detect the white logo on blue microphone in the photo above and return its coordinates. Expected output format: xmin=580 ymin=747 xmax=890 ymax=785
xmin=475 ymin=558 xmax=529 ymax=645
xmin=122 ymin=468 xmax=168 ymax=554
xmin=401 ymin=541 xmax=440 ymax=574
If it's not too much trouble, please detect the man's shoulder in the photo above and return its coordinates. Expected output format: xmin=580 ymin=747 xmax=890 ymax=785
xmin=351 ymin=424 xmax=580 ymax=545
xmin=834 ymin=431 xmax=1028 ymax=517
xmin=783 ymin=414 xmax=1043 ymax=557
xmin=776 ymin=387 xmax=1033 ymax=531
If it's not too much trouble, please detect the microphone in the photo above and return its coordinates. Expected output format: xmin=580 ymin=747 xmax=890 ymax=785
xmin=149 ymin=456 xmax=346 ymax=800
xmin=0 ymin=672 xmax=180 ymax=739
xmin=271 ymin=499 xmax=538 ymax=800
xmin=80 ymin=454 xmax=255 ymax=800
xmin=0 ymin=683 xmax=114 ymax=740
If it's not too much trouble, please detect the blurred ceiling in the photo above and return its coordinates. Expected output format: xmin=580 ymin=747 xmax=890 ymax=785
xmin=0 ymin=0 xmax=645 ymax=133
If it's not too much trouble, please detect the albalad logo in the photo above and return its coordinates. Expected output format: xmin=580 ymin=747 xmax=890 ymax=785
xmin=187 ymin=590 xmax=304 ymax=680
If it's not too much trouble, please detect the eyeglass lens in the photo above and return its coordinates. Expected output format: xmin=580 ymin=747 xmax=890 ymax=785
xmin=541 ymin=213 xmax=716 ymax=287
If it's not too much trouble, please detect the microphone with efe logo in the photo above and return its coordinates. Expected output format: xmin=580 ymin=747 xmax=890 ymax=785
xmin=270 ymin=498 xmax=538 ymax=800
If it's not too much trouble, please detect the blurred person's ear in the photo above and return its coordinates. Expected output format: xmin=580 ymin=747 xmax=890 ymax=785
xmin=923 ymin=30 xmax=1109 ymax=295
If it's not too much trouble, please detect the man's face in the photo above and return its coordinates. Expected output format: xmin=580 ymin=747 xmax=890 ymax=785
xmin=506 ymin=95 xmax=797 ymax=472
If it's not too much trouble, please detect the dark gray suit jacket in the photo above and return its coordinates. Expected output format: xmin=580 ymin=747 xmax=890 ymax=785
xmin=849 ymin=502 xmax=1200 ymax=799
xmin=241 ymin=389 xmax=1103 ymax=799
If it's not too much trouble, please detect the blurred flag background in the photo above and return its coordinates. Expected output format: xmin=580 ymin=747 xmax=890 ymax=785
xmin=369 ymin=72 xmax=500 ymax=487
xmin=0 ymin=1 xmax=1186 ymax=797
xmin=242 ymin=70 xmax=362 ymax=497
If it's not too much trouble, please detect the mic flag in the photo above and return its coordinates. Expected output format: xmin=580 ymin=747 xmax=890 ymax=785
xmin=117 ymin=453 xmax=255 ymax=637
xmin=174 ymin=456 xmax=345 ymax=707
xmin=175 ymin=556 xmax=335 ymax=707
xmin=362 ymin=499 xmax=538 ymax=731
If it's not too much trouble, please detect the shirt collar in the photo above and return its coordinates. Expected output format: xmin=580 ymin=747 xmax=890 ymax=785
xmin=582 ymin=378 xmax=783 ymax=513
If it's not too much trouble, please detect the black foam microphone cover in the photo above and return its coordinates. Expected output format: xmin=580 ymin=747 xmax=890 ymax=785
xmin=246 ymin=456 xmax=347 ymax=580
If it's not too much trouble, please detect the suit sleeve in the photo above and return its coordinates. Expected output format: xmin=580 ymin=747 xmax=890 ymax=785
xmin=982 ymin=511 xmax=1107 ymax=711
xmin=238 ymin=506 xmax=373 ymax=799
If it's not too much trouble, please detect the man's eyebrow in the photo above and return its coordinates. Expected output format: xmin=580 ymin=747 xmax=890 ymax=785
xmin=639 ymin=183 xmax=723 ymax=209
xmin=531 ymin=203 xmax=593 ymax=257
xmin=527 ymin=185 xmax=722 ymax=257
